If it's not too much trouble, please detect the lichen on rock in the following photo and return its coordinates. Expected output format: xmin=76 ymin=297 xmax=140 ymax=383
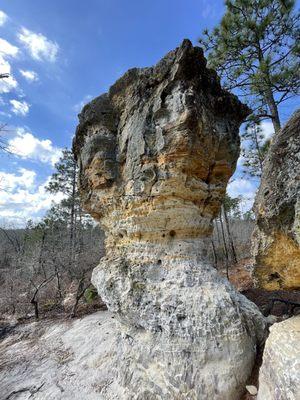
xmin=73 ymin=39 xmax=265 ymax=400
xmin=252 ymin=110 xmax=300 ymax=290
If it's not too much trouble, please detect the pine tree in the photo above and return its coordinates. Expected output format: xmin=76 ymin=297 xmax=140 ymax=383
xmin=223 ymin=193 xmax=242 ymax=218
xmin=46 ymin=149 xmax=79 ymax=243
xmin=199 ymin=0 xmax=300 ymax=133
xmin=241 ymin=121 xmax=271 ymax=177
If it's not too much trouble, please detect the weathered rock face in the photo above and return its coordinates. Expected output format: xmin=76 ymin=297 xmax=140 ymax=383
xmin=0 ymin=312 xmax=121 ymax=400
xmin=253 ymin=110 xmax=300 ymax=290
xmin=73 ymin=39 xmax=266 ymax=400
xmin=257 ymin=316 xmax=300 ymax=400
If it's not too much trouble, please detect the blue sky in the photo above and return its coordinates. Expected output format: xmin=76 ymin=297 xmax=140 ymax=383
xmin=0 ymin=0 xmax=298 ymax=225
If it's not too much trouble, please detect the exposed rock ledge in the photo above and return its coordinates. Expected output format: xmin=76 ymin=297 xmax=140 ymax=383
xmin=252 ymin=110 xmax=300 ymax=290
xmin=73 ymin=39 xmax=266 ymax=399
xmin=0 ymin=312 xmax=121 ymax=400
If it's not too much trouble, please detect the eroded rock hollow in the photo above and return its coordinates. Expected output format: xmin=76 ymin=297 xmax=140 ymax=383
xmin=252 ymin=110 xmax=300 ymax=290
xmin=73 ymin=40 xmax=265 ymax=400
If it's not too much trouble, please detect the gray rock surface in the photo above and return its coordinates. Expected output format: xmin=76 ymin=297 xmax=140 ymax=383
xmin=73 ymin=39 xmax=266 ymax=399
xmin=0 ymin=312 xmax=121 ymax=400
xmin=252 ymin=110 xmax=300 ymax=290
xmin=257 ymin=316 xmax=300 ymax=400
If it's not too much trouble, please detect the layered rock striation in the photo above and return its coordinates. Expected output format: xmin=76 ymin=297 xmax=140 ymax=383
xmin=73 ymin=40 xmax=265 ymax=400
xmin=252 ymin=110 xmax=300 ymax=290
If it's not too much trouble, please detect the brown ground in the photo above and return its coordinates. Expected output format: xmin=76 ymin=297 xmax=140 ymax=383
xmin=226 ymin=258 xmax=300 ymax=316
xmin=227 ymin=258 xmax=254 ymax=291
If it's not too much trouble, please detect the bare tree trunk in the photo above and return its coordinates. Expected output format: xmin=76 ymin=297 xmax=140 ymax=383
xmin=38 ymin=231 xmax=46 ymax=278
xmin=222 ymin=205 xmax=237 ymax=264
xmin=256 ymin=43 xmax=281 ymax=134
xmin=70 ymin=277 xmax=84 ymax=318
xmin=55 ymin=268 xmax=62 ymax=299
xmin=211 ymin=239 xmax=218 ymax=269
xmin=215 ymin=219 xmax=226 ymax=267
xmin=30 ymin=274 xmax=55 ymax=319
xmin=70 ymin=278 xmax=91 ymax=318
xmin=9 ymin=280 xmax=16 ymax=315
xmin=264 ymin=87 xmax=281 ymax=134
xmin=31 ymin=297 xmax=39 ymax=319
xmin=219 ymin=214 xmax=230 ymax=280
xmin=30 ymin=285 xmax=40 ymax=319
xmin=70 ymin=296 xmax=80 ymax=319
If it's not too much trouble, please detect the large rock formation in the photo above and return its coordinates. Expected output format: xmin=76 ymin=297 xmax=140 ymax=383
xmin=257 ymin=316 xmax=300 ymax=400
xmin=252 ymin=110 xmax=300 ymax=290
xmin=73 ymin=39 xmax=266 ymax=399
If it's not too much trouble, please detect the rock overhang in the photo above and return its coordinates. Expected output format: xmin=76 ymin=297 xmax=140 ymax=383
xmin=73 ymin=39 xmax=251 ymax=246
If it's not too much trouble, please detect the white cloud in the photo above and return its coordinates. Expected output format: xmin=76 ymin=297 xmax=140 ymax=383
xmin=17 ymin=27 xmax=59 ymax=62
xmin=0 ymin=171 xmax=64 ymax=224
xmin=0 ymin=168 xmax=36 ymax=191
xmin=0 ymin=38 xmax=18 ymax=57
xmin=227 ymin=178 xmax=258 ymax=212
xmin=0 ymin=10 xmax=8 ymax=26
xmin=228 ymin=178 xmax=256 ymax=197
xmin=19 ymin=69 xmax=38 ymax=82
xmin=260 ymin=121 xmax=274 ymax=141
xmin=0 ymin=38 xmax=19 ymax=94
xmin=0 ymin=56 xmax=18 ymax=93
xmin=237 ymin=153 xmax=245 ymax=168
xmin=10 ymin=99 xmax=30 ymax=116
xmin=8 ymin=128 xmax=62 ymax=165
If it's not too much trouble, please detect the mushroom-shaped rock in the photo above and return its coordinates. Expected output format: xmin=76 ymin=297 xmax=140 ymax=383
xmin=73 ymin=39 xmax=265 ymax=400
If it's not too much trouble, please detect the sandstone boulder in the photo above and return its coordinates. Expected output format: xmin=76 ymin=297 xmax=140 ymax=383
xmin=252 ymin=110 xmax=300 ymax=290
xmin=73 ymin=39 xmax=266 ymax=400
xmin=257 ymin=316 xmax=300 ymax=400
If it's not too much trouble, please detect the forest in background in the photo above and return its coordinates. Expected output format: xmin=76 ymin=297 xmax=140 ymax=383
xmin=0 ymin=0 xmax=299 ymax=321
xmin=0 ymin=150 xmax=105 ymax=319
